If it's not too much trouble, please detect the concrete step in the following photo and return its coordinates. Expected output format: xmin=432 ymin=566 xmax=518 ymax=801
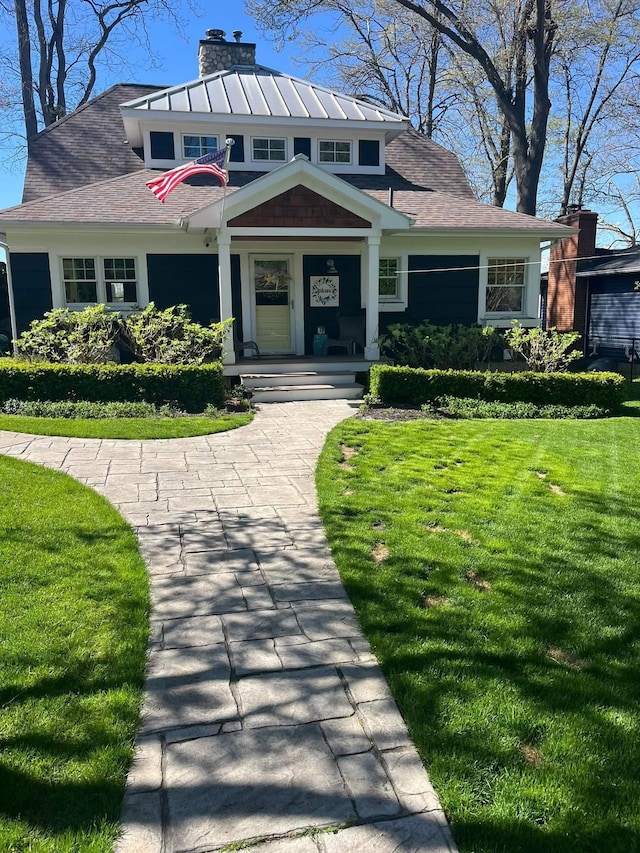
xmin=226 ymin=359 xmax=374 ymax=376
xmin=241 ymin=371 xmax=357 ymax=389
xmin=249 ymin=383 xmax=364 ymax=403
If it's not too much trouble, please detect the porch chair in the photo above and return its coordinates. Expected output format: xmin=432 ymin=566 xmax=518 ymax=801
xmin=233 ymin=321 xmax=261 ymax=358
xmin=326 ymin=314 xmax=366 ymax=355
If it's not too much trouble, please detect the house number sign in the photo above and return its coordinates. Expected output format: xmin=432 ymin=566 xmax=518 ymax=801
xmin=310 ymin=275 xmax=339 ymax=307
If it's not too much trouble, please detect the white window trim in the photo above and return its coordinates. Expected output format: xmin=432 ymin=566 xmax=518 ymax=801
xmin=251 ymin=136 xmax=287 ymax=163
xmin=318 ymin=139 xmax=353 ymax=165
xmin=181 ymin=133 xmax=219 ymax=161
xmin=61 ymin=256 xmax=139 ymax=309
xmin=478 ymin=249 xmax=533 ymax=326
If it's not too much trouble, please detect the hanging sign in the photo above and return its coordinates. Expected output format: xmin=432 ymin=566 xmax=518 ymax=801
xmin=310 ymin=275 xmax=339 ymax=307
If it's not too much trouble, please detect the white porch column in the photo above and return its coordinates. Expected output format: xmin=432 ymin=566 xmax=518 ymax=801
xmin=217 ymin=232 xmax=235 ymax=366
xmin=364 ymin=234 xmax=381 ymax=361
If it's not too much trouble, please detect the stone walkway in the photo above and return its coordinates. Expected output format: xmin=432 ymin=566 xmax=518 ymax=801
xmin=0 ymin=401 xmax=457 ymax=853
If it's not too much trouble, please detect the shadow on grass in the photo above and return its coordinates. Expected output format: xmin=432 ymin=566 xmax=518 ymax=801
xmin=319 ymin=427 xmax=640 ymax=853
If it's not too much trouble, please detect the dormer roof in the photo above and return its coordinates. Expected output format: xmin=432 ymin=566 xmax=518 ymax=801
xmin=120 ymin=65 xmax=409 ymax=127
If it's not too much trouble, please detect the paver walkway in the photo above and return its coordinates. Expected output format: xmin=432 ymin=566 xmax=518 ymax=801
xmin=0 ymin=401 xmax=457 ymax=853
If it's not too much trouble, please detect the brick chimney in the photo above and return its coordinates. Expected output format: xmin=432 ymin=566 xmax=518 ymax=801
xmin=546 ymin=207 xmax=598 ymax=341
xmin=198 ymin=29 xmax=256 ymax=77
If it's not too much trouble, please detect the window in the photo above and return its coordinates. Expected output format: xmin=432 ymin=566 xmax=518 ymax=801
xmin=379 ymin=258 xmax=400 ymax=300
xmin=104 ymin=258 xmax=137 ymax=303
xmin=252 ymin=138 xmax=286 ymax=162
xmin=486 ymin=258 xmax=526 ymax=312
xmin=63 ymin=257 xmax=137 ymax=304
xmin=183 ymin=135 xmax=218 ymax=159
xmin=319 ymin=140 xmax=352 ymax=164
xmin=63 ymin=258 xmax=97 ymax=303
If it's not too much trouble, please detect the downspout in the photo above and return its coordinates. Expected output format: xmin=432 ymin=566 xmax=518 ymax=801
xmin=0 ymin=233 xmax=18 ymax=354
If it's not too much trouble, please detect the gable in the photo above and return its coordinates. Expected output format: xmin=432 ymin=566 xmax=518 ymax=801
xmin=227 ymin=185 xmax=371 ymax=229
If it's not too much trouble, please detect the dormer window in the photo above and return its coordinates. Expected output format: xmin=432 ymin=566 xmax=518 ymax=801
xmin=183 ymin=135 xmax=219 ymax=159
xmin=319 ymin=140 xmax=352 ymax=164
xmin=252 ymin=138 xmax=286 ymax=162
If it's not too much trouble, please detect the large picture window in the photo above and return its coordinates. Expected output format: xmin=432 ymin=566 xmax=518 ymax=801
xmin=183 ymin=135 xmax=218 ymax=159
xmin=486 ymin=258 xmax=526 ymax=312
xmin=252 ymin=138 xmax=286 ymax=162
xmin=319 ymin=140 xmax=352 ymax=164
xmin=63 ymin=257 xmax=137 ymax=305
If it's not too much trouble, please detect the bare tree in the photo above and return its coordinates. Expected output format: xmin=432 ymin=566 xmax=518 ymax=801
xmin=250 ymin=0 xmax=557 ymax=215
xmin=2 ymin=0 xmax=188 ymax=148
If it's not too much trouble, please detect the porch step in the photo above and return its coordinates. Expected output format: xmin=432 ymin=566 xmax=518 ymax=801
xmin=248 ymin=383 xmax=364 ymax=403
xmin=242 ymin=371 xmax=358 ymax=389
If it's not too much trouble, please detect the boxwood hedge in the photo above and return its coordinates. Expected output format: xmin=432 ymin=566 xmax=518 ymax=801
xmin=369 ymin=365 xmax=626 ymax=410
xmin=0 ymin=361 xmax=225 ymax=413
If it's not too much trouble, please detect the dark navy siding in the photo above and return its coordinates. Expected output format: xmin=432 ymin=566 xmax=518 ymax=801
xmin=147 ymin=254 xmax=220 ymax=326
xmin=587 ymin=272 xmax=640 ymax=357
xmin=302 ymin=255 xmax=362 ymax=355
xmin=230 ymin=254 xmax=243 ymax=340
xmin=10 ymin=253 xmax=53 ymax=333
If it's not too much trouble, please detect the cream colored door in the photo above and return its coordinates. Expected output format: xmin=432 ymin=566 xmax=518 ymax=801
xmin=252 ymin=257 xmax=294 ymax=353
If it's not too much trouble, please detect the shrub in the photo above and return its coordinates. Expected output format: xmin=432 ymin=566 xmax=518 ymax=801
xmin=378 ymin=321 xmax=498 ymax=369
xmin=0 ymin=399 xmax=189 ymax=419
xmin=434 ymin=396 xmax=606 ymax=419
xmin=369 ymin=364 xmax=626 ymax=410
xmin=125 ymin=304 xmax=231 ymax=364
xmin=0 ymin=361 xmax=225 ymax=412
xmin=15 ymin=305 xmax=121 ymax=363
xmin=14 ymin=304 xmax=231 ymax=365
xmin=503 ymin=321 xmax=582 ymax=372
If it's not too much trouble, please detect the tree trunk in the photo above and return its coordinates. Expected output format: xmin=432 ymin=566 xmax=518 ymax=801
xmin=14 ymin=0 xmax=38 ymax=143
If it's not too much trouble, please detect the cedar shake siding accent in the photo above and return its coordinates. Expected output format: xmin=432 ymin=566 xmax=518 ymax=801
xmin=379 ymin=255 xmax=480 ymax=333
xmin=147 ymin=254 xmax=220 ymax=326
xmin=228 ymin=186 xmax=371 ymax=229
xmin=546 ymin=209 xmax=597 ymax=338
xmin=10 ymin=253 xmax=53 ymax=333
xmin=303 ymin=255 xmax=362 ymax=355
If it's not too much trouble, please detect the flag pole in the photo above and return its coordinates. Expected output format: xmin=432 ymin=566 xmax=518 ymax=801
xmin=218 ymin=138 xmax=234 ymax=231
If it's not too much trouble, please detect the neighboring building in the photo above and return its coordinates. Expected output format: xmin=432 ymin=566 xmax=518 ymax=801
xmin=0 ymin=28 xmax=572 ymax=376
xmin=546 ymin=207 xmax=640 ymax=359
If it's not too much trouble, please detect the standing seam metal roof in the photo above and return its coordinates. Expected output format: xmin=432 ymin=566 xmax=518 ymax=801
xmin=120 ymin=65 xmax=408 ymax=123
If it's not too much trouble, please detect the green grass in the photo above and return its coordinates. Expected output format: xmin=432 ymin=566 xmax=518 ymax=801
xmin=317 ymin=415 xmax=640 ymax=853
xmin=0 ymin=456 xmax=149 ymax=852
xmin=0 ymin=411 xmax=252 ymax=439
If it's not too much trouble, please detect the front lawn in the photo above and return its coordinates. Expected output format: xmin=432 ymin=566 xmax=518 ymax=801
xmin=0 ymin=456 xmax=149 ymax=852
xmin=0 ymin=411 xmax=252 ymax=439
xmin=317 ymin=416 xmax=640 ymax=853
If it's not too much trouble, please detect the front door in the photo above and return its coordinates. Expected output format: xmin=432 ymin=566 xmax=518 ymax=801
xmin=252 ymin=256 xmax=294 ymax=353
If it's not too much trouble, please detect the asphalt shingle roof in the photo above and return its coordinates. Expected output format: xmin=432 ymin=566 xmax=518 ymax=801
xmin=22 ymin=83 xmax=167 ymax=203
xmin=576 ymin=246 xmax=640 ymax=277
xmin=0 ymin=167 xmax=571 ymax=235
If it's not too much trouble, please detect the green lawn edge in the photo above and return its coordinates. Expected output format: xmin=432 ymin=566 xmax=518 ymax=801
xmin=0 ymin=411 xmax=253 ymax=439
xmin=0 ymin=455 xmax=149 ymax=852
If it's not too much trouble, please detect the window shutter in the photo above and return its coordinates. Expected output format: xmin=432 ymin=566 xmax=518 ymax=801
xmin=359 ymin=139 xmax=380 ymax=167
xmin=294 ymin=138 xmax=312 ymax=158
xmin=150 ymin=131 xmax=175 ymax=160
xmin=227 ymin=135 xmax=245 ymax=162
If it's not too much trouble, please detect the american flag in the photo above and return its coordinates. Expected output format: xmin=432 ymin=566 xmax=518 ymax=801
xmin=146 ymin=147 xmax=228 ymax=203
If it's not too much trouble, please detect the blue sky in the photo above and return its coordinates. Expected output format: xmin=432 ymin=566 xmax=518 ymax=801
xmin=0 ymin=5 xmax=300 ymax=210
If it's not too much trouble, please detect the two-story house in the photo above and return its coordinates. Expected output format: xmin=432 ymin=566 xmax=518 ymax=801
xmin=0 ymin=29 xmax=572 ymax=396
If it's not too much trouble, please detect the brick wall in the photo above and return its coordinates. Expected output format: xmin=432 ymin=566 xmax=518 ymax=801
xmin=546 ymin=209 xmax=598 ymax=339
xmin=228 ymin=185 xmax=372 ymax=229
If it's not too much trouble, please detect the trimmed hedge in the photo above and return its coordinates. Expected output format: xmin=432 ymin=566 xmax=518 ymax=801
xmin=369 ymin=365 xmax=626 ymax=410
xmin=434 ymin=397 xmax=606 ymax=420
xmin=0 ymin=361 xmax=225 ymax=413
